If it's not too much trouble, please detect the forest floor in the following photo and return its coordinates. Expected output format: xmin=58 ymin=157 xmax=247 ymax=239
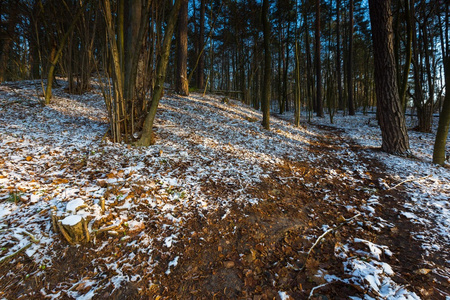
xmin=0 ymin=79 xmax=449 ymax=300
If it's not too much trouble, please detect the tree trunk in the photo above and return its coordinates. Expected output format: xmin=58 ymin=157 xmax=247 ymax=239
xmin=347 ymin=0 xmax=355 ymax=115
xmin=283 ymin=21 xmax=290 ymax=112
xmin=432 ymin=4 xmax=449 ymax=165
xmin=399 ymin=0 xmax=412 ymax=111
xmin=432 ymin=58 xmax=449 ymax=164
xmin=336 ymin=0 xmax=343 ymax=110
xmin=294 ymin=39 xmax=301 ymax=126
xmin=315 ymin=0 xmax=323 ymax=117
xmin=176 ymin=0 xmax=189 ymax=95
xmin=304 ymin=8 xmax=313 ymax=116
xmin=261 ymin=0 xmax=271 ymax=130
xmin=137 ymin=0 xmax=182 ymax=146
xmin=197 ymin=0 xmax=205 ymax=89
xmin=44 ymin=5 xmax=84 ymax=104
xmin=369 ymin=0 xmax=410 ymax=155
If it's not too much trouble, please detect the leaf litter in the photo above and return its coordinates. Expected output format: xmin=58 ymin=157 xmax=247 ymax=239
xmin=0 ymin=79 xmax=449 ymax=299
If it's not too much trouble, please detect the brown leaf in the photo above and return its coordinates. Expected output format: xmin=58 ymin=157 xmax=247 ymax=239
xmin=53 ymin=178 xmax=69 ymax=184
xmin=224 ymin=261 xmax=235 ymax=268
xmin=414 ymin=268 xmax=432 ymax=275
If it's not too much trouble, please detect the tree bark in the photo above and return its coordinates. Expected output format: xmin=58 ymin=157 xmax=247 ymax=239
xmin=336 ymin=0 xmax=343 ymax=110
xmin=261 ymin=0 xmax=271 ymax=130
xmin=432 ymin=56 xmax=450 ymax=164
xmin=347 ymin=0 xmax=355 ymax=115
xmin=197 ymin=0 xmax=205 ymax=89
xmin=303 ymin=5 xmax=313 ymax=116
xmin=432 ymin=3 xmax=449 ymax=165
xmin=315 ymin=0 xmax=323 ymax=117
xmin=369 ymin=0 xmax=410 ymax=155
xmin=399 ymin=0 xmax=412 ymax=111
xmin=176 ymin=0 xmax=189 ymax=96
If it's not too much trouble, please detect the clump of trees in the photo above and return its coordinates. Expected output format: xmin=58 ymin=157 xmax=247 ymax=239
xmin=0 ymin=0 xmax=448 ymax=163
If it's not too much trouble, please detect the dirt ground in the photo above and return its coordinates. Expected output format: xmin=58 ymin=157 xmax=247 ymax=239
xmin=1 ymin=120 xmax=448 ymax=299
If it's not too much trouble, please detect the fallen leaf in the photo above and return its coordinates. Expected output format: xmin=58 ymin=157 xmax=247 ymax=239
xmin=414 ymin=268 xmax=432 ymax=275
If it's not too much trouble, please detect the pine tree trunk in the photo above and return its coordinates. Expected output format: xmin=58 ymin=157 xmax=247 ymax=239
xmin=261 ymin=0 xmax=271 ymax=130
xmin=315 ymin=0 xmax=323 ymax=117
xmin=399 ymin=0 xmax=412 ymax=111
xmin=347 ymin=0 xmax=355 ymax=115
xmin=432 ymin=4 xmax=449 ymax=165
xmin=197 ymin=0 xmax=205 ymax=89
xmin=336 ymin=0 xmax=343 ymax=110
xmin=432 ymin=57 xmax=449 ymax=165
xmin=369 ymin=0 xmax=410 ymax=155
xmin=304 ymin=10 xmax=313 ymax=115
xmin=176 ymin=0 xmax=189 ymax=96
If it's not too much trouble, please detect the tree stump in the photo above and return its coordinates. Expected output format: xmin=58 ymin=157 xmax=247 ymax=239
xmin=52 ymin=212 xmax=90 ymax=245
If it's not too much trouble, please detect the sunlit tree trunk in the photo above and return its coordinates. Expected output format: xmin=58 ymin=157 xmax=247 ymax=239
xmin=369 ymin=0 xmax=410 ymax=155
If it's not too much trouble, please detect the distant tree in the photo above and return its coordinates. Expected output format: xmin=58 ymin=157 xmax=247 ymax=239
xmin=315 ymin=0 xmax=323 ymax=117
xmin=336 ymin=0 xmax=344 ymax=110
xmin=44 ymin=3 xmax=85 ymax=104
xmin=347 ymin=0 xmax=355 ymax=115
xmin=262 ymin=0 xmax=271 ymax=130
xmin=176 ymin=0 xmax=189 ymax=96
xmin=197 ymin=0 xmax=206 ymax=89
xmin=369 ymin=0 xmax=410 ymax=154
xmin=0 ymin=1 xmax=17 ymax=82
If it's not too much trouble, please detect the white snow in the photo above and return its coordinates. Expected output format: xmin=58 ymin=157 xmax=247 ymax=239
xmin=0 ymin=80 xmax=448 ymax=298
xmin=165 ymin=256 xmax=179 ymax=275
xmin=278 ymin=291 xmax=290 ymax=300
xmin=61 ymin=214 xmax=82 ymax=226
xmin=66 ymin=198 xmax=85 ymax=213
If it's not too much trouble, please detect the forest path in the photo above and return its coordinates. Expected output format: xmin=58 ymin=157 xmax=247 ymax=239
xmin=305 ymin=121 xmax=449 ymax=299
xmin=153 ymin=118 xmax=449 ymax=299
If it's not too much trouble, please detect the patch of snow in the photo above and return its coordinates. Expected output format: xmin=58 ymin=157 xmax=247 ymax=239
xmin=66 ymin=198 xmax=85 ymax=213
xmin=165 ymin=256 xmax=179 ymax=275
xmin=61 ymin=214 xmax=82 ymax=226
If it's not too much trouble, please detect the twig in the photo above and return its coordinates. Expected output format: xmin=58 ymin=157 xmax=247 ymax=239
xmin=300 ymin=213 xmax=361 ymax=272
xmin=22 ymin=231 xmax=40 ymax=244
xmin=94 ymin=219 xmax=124 ymax=234
xmin=388 ymin=174 xmax=432 ymax=190
xmin=308 ymin=282 xmax=332 ymax=299
xmin=0 ymin=243 xmax=32 ymax=265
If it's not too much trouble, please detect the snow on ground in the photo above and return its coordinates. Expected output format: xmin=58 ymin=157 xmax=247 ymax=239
xmin=312 ymin=111 xmax=450 ymax=252
xmin=0 ymin=80 xmax=449 ymax=298
xmin=309 ymin=110 xmax=450 ymax=297
xmin=0 ymin=80 xmax=319 ymax=298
